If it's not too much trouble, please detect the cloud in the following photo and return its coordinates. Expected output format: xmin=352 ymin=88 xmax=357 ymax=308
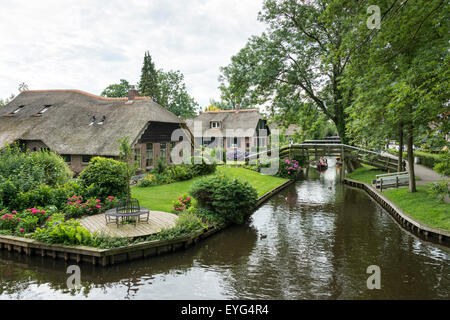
xmin=0 ymin=0 xmax=266 ymax=108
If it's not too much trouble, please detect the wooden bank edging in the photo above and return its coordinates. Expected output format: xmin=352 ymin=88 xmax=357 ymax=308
xmin=343 ymin=178 xmax=450 ymax=246
xmin=0 ymin=179 xmax=294 ymax=267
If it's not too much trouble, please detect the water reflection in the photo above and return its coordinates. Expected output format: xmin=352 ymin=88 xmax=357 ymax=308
xmin=0 ymin=158 xmax=449 ymax=299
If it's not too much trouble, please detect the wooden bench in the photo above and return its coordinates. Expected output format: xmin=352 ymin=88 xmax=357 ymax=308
xmin=373 ymin=171 xmax=409 ymax=191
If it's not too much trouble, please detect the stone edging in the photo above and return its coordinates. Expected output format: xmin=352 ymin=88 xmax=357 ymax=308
xmin=0 ymin=179 xmax=295 ymax=266
xmin=343 ymin=178 xmax=449 ymax=246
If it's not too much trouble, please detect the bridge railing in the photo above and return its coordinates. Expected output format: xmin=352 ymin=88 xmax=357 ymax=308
xmin=243 ymin=141 xmax=406 ymax=171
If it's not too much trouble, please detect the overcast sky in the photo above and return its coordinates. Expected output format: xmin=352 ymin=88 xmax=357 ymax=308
xmin=0 ymin=0 xmax=266 ymax=108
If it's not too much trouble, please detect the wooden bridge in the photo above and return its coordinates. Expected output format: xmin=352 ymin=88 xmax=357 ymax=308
xmin=245 ymin=140 xmax=406 ymax=172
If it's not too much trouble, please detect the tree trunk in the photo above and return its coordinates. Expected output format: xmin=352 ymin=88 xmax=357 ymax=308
xmin=406 ymin=123 xmax=416 ymax=193
xmin=398 ymin=122 xmax=404 ymax=172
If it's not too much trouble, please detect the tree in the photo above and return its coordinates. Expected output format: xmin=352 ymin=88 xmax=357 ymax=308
xmin=218 ymin=0 xmax=368 ymax=144
xmin=345 ymin=0 xmax=449 ymax=192
xmin=117 ymin=137 xmax=138 ymax=198
xmin=139 ymin=51 xmax=161 ymax=103
xmin=157 ymin=69 xmax=198 ymax=119
xmin=0 ymin=94 xmax=15 ymax=108
xmin=100 ymin=79 xmax=132 ymax=98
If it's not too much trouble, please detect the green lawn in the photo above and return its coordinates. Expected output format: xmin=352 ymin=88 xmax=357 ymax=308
xmin=346 ymin=165 xmax=449 ymax=231
xmin=345 ymin=164 xmax=386 ymax=184
xmin=131 ymin=167 xmax=288 ymax=213
xmin=383 ymin=186 xmax=450 ymax=231
xmin=346 ymin=164 xmax=420 ymax=185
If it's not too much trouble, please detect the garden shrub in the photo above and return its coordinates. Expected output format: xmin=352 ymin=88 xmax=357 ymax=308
xmin=33 ymin=217 xmax=92 ymax=246
xmin=434 ymin=152 xmax=450 ymax=177
xmin=91 ymin=233 xmax=130 ymax=249
xmin=79 ymin=157 xmax=128 ymax=199
xmin=146 ymin=211 xmax=205 ymax=241
xmin=428 ymin=180 xmax=450 ymax=202
xmin=63 ymin=196 xmax=108 ymax=218
xmin=278 ymin=158 xmax=302 ymax=179
xmin=189 ymin=156 xmax=217 ymax=176
xmin=172 ymin=194 xmax=192 ymax=213
xmin=10 ymin=181 xmax=85 ymax=211
xmin=16 ymin=215 xmax=39 ymax=234
xmin=0 ymin=144 xmax=72 ymax=192
xmin=0 ymin=212 xmax=20 ymax=233
xmin=189 ymin=174 xmax=258 ymax=224
xmin=194 ymin=207 xmax=226 ymax=226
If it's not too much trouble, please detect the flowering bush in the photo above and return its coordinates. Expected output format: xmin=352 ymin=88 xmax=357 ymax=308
xmin=0 ymin=212 xmax=20 ymax=232
xmin=278 ymin=158 xmax=301 ymax=179
xmin=16 ymin=215 xmax=39 ymax=234
xmin=63 ymin=195 xmax=109 ymax=218
xmin=172 ymin=194 xmax=192 ymax=213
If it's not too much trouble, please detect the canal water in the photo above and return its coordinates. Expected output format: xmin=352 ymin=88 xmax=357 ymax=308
xmin=1 ymin=159 xmax=449 ymax=299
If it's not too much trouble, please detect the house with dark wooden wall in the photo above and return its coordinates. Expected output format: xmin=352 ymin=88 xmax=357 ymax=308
xmin=0 ymin=88 xmax=193 ymax=174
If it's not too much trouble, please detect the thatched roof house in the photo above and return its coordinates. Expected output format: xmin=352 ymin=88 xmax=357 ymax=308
xmin=0 ymin=89 xmax=192 ymax=173
xmin=185 ymin=107 xmax=270 ymax=151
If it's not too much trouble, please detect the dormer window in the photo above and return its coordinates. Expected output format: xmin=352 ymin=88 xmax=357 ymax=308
xmin=210 ymin=121 xmax=220 ymax=128
xmin=38 ymin=105 xmax=51 ymax=114
xmin=12 ymin=105 xmax=25 ymax=114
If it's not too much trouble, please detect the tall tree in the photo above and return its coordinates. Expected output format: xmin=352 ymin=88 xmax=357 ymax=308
xmin=139 ymin=51 xmax=161 ymax=103
xmin=219 ymin=0 xmax=369 ymax=144
xmin=345 ymin=0 xmax=449 ymax=192
xmin=100 ymin=79 xmax=132 ymax=98
xmin=157 ymin=70 xmax=198 ymax=119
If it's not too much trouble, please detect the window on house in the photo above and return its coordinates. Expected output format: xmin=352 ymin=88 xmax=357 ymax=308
xmin=146 ymin=143 xmax=154 ymax=167
xmin=210 ymin=121 xmax=220 ymax=128
xmin=82 ymin=155 xmax=92 ymax=163
xmin=134 ymin=148 xmax=141 ymax=165
xmin=10 ymin=105 xmax=24 ymax=115
xmin=38 ymin=105 xmax=51 ymax=114
xmin=61 ymin=154 xmax=71 ymax=163
xmin=160 ymin=143 xmax=167 ymax=162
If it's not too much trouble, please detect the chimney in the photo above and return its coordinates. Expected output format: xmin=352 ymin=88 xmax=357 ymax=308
xmin=128 ymin=85 xmax=139 ymax=101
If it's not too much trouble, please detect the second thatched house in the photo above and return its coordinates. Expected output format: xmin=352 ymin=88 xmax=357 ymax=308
xmin=0 ymin=88 xmax=192 ymax=174
xmin=185 ymin=107 xmax=271 ymax=154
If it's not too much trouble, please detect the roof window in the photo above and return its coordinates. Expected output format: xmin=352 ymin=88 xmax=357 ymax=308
xmin=38 ymin=105 xmax=51 ymax=114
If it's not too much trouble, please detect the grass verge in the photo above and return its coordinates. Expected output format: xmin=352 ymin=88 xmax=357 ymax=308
xmin=346 ymin=165 xmax=449 ymax=231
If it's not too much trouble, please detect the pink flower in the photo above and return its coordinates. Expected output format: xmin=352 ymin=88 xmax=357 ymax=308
xmin=95 ymin=205 xmax=101 ymax=208
xmin=186 ymin=197 xmax=190 ymax=201
xmin=12 ymin=211 xmax=17 ymax=214
xmin=19 ymin=228 xmax=24 ymax=232
xmin=96 ymin=199 xmax=100 ymax=203
xmin=17 ymin=218 xmax=21 ymax=221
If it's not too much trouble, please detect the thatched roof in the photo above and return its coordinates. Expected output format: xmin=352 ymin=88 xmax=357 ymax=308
xmin=268 ymin=122 xmax=302 ymax=136
xmin=186 ymin=109 xmax=266 ymax=138
xmin=0 ymin=89 xmax=187 ymax=156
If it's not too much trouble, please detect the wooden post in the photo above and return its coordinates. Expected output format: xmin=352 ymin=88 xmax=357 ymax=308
xmin=380 ymin=178 xmax=383 ymax=192
xmin=396 ymin=176 xmax=399 ymax=188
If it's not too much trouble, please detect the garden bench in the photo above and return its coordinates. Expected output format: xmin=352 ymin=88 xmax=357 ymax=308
xmin=105 ymin=198 xmax=150 ymax=228
xmin=373 ymin=171 xmax=409 ymax=191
